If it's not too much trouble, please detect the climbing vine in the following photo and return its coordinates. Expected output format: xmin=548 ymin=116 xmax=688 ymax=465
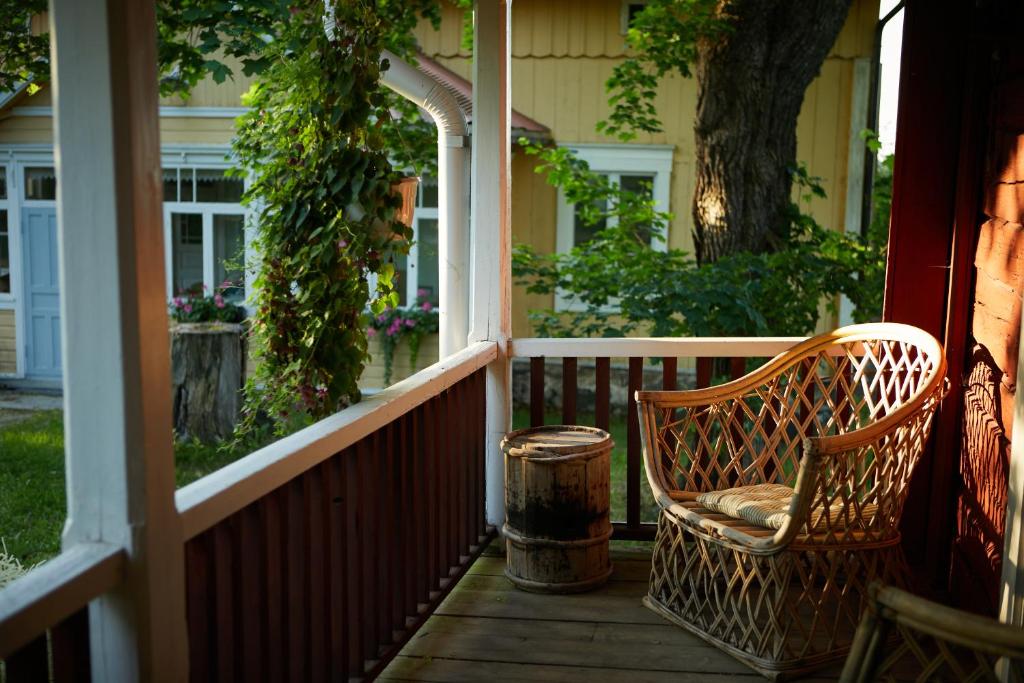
xmin=233 ymin=1 xmax=439 ymax=433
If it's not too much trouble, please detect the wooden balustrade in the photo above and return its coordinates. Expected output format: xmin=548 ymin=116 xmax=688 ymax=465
xmin=181 ymin=365 xmax=491 ymax=681
xmin=509 ymin=337 xmax=804 ymax=541
xmin=0 ymin=542 xmax=124 ymax=680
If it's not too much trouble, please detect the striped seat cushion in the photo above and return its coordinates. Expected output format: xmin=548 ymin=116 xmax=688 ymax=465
xmin=696 ymin=483 xmax=879 ymax=532
xmin=696 ymin=483 xmax=794 ymax=530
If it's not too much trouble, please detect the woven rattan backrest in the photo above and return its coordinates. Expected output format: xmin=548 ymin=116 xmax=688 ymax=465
xmin=841 ymin=584 xmax=1024 ymax=683
xmin=638 ymin=325 xmax=946 ymax=516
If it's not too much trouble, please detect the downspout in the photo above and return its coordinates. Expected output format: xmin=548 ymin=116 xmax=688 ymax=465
xmin=860 ymin=1 xmax=905 ymax=238
xmin=380 ymin=50 xmax=471 ymax=358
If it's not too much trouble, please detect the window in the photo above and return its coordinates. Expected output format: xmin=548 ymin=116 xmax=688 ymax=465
xmin=163 ymin=166 xmax=247 ymax=302
xmin=620 ymin=0 xmax=648 ymax=34
xmin=556 ymin=144 xmax=672 ymax=254
xmin=555 ymin=144 xmax=673 ymax=310
xmin=25 ymin=167 xmax=57 ymax=201
xmin=0 ymin=168 xmax=8 ymax=294
xmin=392 ymin=177 xmax=440 ymax=308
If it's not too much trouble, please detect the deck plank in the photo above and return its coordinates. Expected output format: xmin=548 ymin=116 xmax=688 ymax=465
xmin=383 ymin=540 xmax=841 ymax=682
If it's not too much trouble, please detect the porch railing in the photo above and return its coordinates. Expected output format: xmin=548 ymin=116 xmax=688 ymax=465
xmin=0 ymin=340 xmax=496 ymax=680
xmin=509 ymin=337 xmax=804 ymax=540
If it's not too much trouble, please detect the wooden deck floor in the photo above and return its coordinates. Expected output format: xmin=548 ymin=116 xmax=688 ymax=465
xmin=380 ymin=540 xmax=843 ymax=682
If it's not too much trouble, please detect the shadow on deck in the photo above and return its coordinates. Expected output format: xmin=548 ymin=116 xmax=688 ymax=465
xmin=381 ymin=540 xmax=843 ymax=682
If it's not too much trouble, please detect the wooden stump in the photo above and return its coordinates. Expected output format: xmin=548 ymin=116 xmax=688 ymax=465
xmin=170 ymin=322 xmax=245 ymax=443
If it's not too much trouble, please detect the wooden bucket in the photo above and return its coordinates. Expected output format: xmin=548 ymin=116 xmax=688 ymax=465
xmin=501 ymin=425 xmax=613 ymax=593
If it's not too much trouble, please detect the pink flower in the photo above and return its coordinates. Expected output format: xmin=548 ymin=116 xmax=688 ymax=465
xmin=405 ymin=319 xmax=415 ymax=328
xmin=184 ymin=304 xmax=193 ymax=313
xmin=337 ymin=239 xmax=348 ymax=249
xmin=202 ymin=284 xmax=208 ymax=291
xmin=420 ymin=301 xmax=433 ymax=312
xmin=220 ymin=280 xmax=232 ymax=289
xmin=173 ymin=297 xmax=183 ymax=307
xmin=214 ymin=294 xmax=226 ymax=309
xmin=417 ymin=288 xmax=429 ymax=297
xmin=367 ymin=328 xmax=376 ymax=338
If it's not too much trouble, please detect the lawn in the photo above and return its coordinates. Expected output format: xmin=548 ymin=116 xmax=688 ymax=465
xmin=0 ymin=411 xmax=246 ymax=565
xmin=1 ymin=408 xmax=656 ymax=566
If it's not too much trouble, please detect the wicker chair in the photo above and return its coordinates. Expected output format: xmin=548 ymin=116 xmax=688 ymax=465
xmin=840 ymin=583 xmax=1024 ymax=682
xmin=637 ymin=323 xmax=947 ymax=679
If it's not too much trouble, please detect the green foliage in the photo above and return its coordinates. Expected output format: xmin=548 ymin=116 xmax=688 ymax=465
xmin=366 ymin=291 xmax=440 ymax=385
xmin=233 ymin=1 xmax=439 ymax=434
xmin=0 ymin=0 xmax=441 ymax=99
xmin=169 ymin=284 xmax=246 ymax=324
xmin=0 ymin=0 xmax=48 ymax=93
xmin=513 ymin=139 xmax=887 ymax=337
xmin=598 ymin=0 xmax=727 ymax=141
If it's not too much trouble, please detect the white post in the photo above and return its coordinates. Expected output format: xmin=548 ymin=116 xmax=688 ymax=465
xmin=49 ymin=0 xmax=189 ymax=679
xmin=839 ymin=57 xmax=871 ymax=326
xmin=470 ymin=0 xmax=512 ymax=527
xmin=379 ymin=52 xmax=471 ymax=357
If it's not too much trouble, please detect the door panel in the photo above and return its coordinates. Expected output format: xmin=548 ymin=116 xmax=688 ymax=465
xmin=21 ymin=207 xmax=61 ymax=378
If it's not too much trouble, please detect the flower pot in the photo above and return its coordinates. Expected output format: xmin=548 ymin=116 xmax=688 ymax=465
xmin=346 ymin=175 xmax=420 ymax=240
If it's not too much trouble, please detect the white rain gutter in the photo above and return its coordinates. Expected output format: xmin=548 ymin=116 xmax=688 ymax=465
xmin=380 ymin=50 xmax=470 ymax=358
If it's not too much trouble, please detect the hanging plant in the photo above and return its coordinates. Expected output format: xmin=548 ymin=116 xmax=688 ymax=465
xmin=232 ymin=1 xmax=438 ymax=433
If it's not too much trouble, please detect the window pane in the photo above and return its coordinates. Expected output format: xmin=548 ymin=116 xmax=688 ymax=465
xmin=196 ymin=169 xmax=244 ymax=203
xmin=0 ymin=211 xmax=9 ymax=294
xmin=573 ymin=198 xmax=607 ymax=246
xmin=620 ymin=174 xmax=656 ymax=243
xmin=214 ymin=215 xmax=245 ymax=302
xmin=0 ymin=167 xmax=6 ymax=200
xmin=163 ymin=169 xmax=178 ymax=202
xmin=419 ymin=179 xmax=438 ymax=208
xmin=25 ymin=167 xmax=57 ymax=200
xmin=181 ymin=169 xmax=194 ymax=202
xmin=171 ymin=213 xmax=204 ymax=295
xmin=415 ymin=218 xmax=440 ymax=306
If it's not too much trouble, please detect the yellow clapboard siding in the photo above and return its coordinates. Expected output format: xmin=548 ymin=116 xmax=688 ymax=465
xmin=0 ymin=309 xmax=16 ymax=375
xmin=414 ymin=0 xmax=874 ymax=60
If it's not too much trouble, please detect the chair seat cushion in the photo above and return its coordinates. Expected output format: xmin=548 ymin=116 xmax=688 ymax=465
xmin=695 ymin=483 xmax=879 ymax=532
xmin=696 ymin=483 xmax=795 ymax=530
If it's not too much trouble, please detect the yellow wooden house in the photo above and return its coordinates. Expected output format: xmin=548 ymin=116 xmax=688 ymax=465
xmin=0 ymin=0 xmax=878 ymax=387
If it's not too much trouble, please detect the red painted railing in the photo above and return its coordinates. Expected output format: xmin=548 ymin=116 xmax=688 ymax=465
xmin=183 ymin=366 xmax=491 ymax=681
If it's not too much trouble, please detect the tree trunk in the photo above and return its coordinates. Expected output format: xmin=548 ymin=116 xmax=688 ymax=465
xmin=170 ymin=323 xmax=245 ymax=443
xmin=692 ymin=0 xmax=853 ymax=264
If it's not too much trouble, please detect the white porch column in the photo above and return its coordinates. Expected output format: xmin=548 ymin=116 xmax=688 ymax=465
xmin=470 ymin=0 xmax=513 ymax=527
xmin=49 ymin=0 xmax=189 ymax=679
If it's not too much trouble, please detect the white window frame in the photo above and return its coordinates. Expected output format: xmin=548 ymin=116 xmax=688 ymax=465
xmin=159 ymin=146 xmax=251 ymax=307
xmin=554 ymin=143 xmax=673 ymax=311
xmin=405 ymin=178 xmax=440 ymax=306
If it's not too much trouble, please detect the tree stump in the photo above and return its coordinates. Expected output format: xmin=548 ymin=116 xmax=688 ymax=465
xmin=170 ymin=322 xmax=245 ymax=443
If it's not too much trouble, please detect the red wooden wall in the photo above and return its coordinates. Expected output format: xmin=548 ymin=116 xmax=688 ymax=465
xmin=885 ymin=0 xmax=1024 ymax=613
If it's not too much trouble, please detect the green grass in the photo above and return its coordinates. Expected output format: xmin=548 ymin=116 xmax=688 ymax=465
xmin=0 ymin=411 xmax=247 ymax=565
